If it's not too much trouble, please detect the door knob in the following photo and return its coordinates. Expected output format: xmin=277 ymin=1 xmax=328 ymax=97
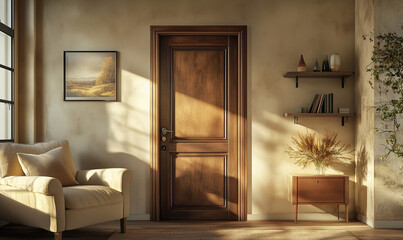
xmin=161 ymin=128 xmax=173 ymax=135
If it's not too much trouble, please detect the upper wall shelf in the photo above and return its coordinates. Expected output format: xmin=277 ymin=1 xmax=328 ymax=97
xmin=283 ymin=71 xmax=354 ymax=88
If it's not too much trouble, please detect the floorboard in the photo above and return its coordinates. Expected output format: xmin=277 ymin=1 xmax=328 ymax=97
xmin=0 ymin=220 xmax=402 ymax=239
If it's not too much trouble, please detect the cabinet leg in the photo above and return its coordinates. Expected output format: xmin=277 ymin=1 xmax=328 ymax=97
xmin=54 ymin=232 xmax=62 ymax=240
xmin=295 ymin=204 xmax=298 ymax=223
xmin=345 ymin=205 xmax=349 ymax=223
xmin=337 ymin=205 xmax=340 ymax=220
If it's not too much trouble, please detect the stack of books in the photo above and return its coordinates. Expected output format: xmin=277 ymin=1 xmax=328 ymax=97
xmin=309 ymin=93 xmax=334 ymax=113
xmin=338 ymin=108 xmax=350 ymax=114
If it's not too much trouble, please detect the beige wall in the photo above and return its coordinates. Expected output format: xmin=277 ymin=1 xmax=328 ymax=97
xmin=355 ymin=0 xmax=375 ymax=226
xmin=19 ymin=0 xmax=356 ymax=220
xmin=373 ymin=0 xmax=403 ymax=224
xmin=355 ymin=0 xmax=403 ymax=228
xmin=16 ymin=0 xmax=36 ymax=144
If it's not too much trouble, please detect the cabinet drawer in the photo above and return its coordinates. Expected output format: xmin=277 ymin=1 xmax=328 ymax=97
xmin=298 ymin=178 xmax=344 ymax=203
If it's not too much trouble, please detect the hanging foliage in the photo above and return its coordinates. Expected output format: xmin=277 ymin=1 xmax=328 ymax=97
xmin=364 ymin=32 xmax=403 ymax=159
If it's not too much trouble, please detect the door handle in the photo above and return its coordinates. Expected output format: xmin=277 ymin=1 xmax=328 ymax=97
xmin=161 ymin=128 xmax=173 ymax=135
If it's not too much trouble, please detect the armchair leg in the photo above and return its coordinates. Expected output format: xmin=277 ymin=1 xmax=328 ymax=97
xmin=54 ymin=232 xmax=62 ymax=240
xmin=120 ymin=217 xmax=127 ymax=233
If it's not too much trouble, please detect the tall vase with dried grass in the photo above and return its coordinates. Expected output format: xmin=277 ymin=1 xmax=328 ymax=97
xmin=286 ymin=132 xmax=351 ymax=174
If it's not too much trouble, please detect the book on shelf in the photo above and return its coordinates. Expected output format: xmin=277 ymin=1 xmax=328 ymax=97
xmin=325 ymin=93 xmax=333 ymax=113
xmin=323 ymin=94 xmax=328 ymax=113
xmin=309 ymin=94 xmax=319 ymax=113
xmin=326 ymin=93 xmax=330 ymax=113
xmin=313 ymin=94 xmax=321 ymax=113
xmin=308 ymin=93 xmax=334 ymax=113
xmin=316 ymin=94 xmax=324 ymax=113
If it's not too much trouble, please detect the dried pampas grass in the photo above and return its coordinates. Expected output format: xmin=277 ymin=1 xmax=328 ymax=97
xmin=286 ymin=132 xmax=352 ymax=169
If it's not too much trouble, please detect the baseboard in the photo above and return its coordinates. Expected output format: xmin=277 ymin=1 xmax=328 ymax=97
xmin=129 ymin=213 xmax=344 ymax=222
xmin=374 ymin=220 xmax=403 ymax=229
xmin=357 ymin=214 xmax=403 ymax=229
xmin=247 ymin=213 xmax=349 ymax=221
xmin=357 ymin=213 xmax=374 ymax=228
xmin=127 ymin=214 xmax=150 ymax=221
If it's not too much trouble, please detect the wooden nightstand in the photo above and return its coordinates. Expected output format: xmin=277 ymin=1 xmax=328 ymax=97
xmin=289 ymin=175 xmax=349 ymax=223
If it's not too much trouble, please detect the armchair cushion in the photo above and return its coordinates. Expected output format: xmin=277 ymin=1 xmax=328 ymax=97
xmin=17 ymin=147 xmax=78 ymax=186
xmin=63 ymin=185 xmax=122 ymax=209
xmin=0 ymin=140 xmax=77 ymax=178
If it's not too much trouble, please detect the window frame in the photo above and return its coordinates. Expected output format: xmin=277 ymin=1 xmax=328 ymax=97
xmin=0 ymin=0 xmax=15 ymax=142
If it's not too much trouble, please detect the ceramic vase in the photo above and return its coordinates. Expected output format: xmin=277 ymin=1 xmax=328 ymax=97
xmin=330 ymin=53 xmax=341 ymax=71
xmin=313 ymin=58 xmax=320 ymax=72
xmin=297 ymin=54 xmax=307 ymax=72
xmin=322 ymin=55 xmax=330 ymax=72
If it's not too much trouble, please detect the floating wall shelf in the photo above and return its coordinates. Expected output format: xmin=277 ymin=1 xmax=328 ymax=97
xmin=283 ymin=71 xmax=354 ymax=88
xmin=284 ymin=113 xmax=355 ymax=126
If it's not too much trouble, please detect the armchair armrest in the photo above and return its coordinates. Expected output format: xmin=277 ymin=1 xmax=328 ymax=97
xmin=76 ymin=168 xmax=132 ymax=193
xmin=76 ymin=168 xmax=132 ymax=217
xmin=0 ymin=176 xmax=65 ymax=232
xmin=0 ymin=176 xmax=63 ymax=196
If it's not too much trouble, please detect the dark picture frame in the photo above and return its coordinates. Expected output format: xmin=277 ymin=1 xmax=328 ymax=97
xmin=64 ymin=51 xmax=117 ymax=101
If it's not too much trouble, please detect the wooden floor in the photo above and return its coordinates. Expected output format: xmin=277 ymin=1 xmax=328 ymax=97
xmin=0 ymin=220 xmax=403 ymax=240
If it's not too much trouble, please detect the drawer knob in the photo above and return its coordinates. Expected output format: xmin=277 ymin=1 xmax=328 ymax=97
xmin=316 ymin=180 xmax=325 ymax=183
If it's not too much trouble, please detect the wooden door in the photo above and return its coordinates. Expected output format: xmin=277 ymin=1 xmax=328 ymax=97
xmin=156 ymin=31 xmax=242 ymax=220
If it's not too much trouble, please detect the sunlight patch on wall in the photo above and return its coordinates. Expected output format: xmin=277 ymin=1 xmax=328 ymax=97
xmin=105 ymin=70 xmax=150 ymax=164
xmin=251 ymin=112 xmax=306 ymax=214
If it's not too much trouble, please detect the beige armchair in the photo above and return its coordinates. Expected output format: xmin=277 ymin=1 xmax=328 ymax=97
xmin=0 ymin=140 xmax=132 ymax=240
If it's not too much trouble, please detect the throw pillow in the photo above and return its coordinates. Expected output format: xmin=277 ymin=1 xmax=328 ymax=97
xmin=17 ymin=147 xmax=78 ymax=186
xmin=0 ymin=140 xmax=77 ymax=178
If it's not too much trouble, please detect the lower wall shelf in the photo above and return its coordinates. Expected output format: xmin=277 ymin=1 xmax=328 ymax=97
xmin=284 ymin=113 xmax=355 ymax=126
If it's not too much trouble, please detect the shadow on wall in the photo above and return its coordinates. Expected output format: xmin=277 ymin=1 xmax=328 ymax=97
xmin=251 ymin=111 xmax=296 ymax=215
xmin=356 ymin=145 xmax=368 ymax=217
xmin=251 ymin=113 xmax=357 ymax=219
xmin=373 ymin=153 xmax=403 ymax=219
xmin=62 ymin=68 xmax=151 ymax=215
xmin=77 ymin=141 xmax=150 ymax=215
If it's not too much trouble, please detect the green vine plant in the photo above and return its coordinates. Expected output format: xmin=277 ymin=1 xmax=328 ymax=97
xmin=363 ymin=32 xmax=403 ymax=159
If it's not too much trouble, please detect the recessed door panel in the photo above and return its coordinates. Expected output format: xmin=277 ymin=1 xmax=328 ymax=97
xmin=173 ymin=49 xmax=226 ymax=139
xmin=172 ymin=155 xmax=226 ymax=208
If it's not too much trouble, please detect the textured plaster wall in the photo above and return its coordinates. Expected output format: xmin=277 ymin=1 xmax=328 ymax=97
xmin=355 ymin=0 xmax=403 ymax=226
xmin=21 ymin=0 xmax=356 ymax=219
xmin=373 ymin=0 xmax=403 ymax=222
xmin=354 ymin=0 xmax=375 ymax=224
xmin=16 ymin=0 xmax=36 ymax=144
xmin=245 ymin=0 xmax=356 ymax=219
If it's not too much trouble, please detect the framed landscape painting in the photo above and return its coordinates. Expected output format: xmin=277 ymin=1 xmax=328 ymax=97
xmin=64 ymin=51 xmax=117 ymax=101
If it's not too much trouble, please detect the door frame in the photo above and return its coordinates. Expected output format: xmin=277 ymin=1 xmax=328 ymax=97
xmin=150 ymin=25 xmax=247 ymax=221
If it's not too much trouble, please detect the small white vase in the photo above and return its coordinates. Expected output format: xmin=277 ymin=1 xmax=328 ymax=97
xmin=314 ymin=163 xmax=325 ymax=175
xmin=330 ymin=53 xmax=341 ymax=72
